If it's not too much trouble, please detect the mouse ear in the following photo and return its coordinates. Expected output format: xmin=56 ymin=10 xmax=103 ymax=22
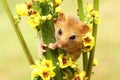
xmin=54 ymin=13 xmax=66 ymax=23
xmin=80 ymin=24 xmax=89 ymax=34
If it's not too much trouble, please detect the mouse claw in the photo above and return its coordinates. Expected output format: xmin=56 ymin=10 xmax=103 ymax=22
xmin=41 ymin=42 xmax=47 ymax=53
xmin=49 ymin=43 xmax=57 ymax=50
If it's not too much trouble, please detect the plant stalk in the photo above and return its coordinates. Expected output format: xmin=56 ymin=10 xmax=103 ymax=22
xmin=77 ymin=0 xmax=84 ymax=21
xmin=40 ymin=20 xmax=63 ymax=80
xmin=1 ymin=0 xmax=35 ymax=65
xmin=77 ymin=0 xmax=88 ymax=71
xmin=86 ymin=0 xmax=99 ymax=80
xmin=39 ymin=3 xmax=63 ymax=80
xmin=83 ymin=52 xmax=88 ymax=71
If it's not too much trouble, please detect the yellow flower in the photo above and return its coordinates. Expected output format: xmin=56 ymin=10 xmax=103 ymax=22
xmin=40 ymin=59 xmax=55 ymax=80
xmin=82 ymin=33 xmax=95 ymax=46
xmin=31 ymin=68 xmax=40 ymax=80
xmin=41 ymin=58 xmax=55 ymax=70
xmin=47 ymin=14 xmax=52 ymax=20
xmin=41 ymin=14 xmax=52 ymax=21
xmin=83 ymin=44 xmax=94 ymax=52
xmin=39 ymin=67 xmax=55 ymax=80
xmin=28 ymin=13 xmax=41 ymax=29
xmin=31 ymin=59 xmax=56 ymax=80
xmin=93 ymin=59 xmax=98 ymax=66
xmin=80 ymin=71 xmax=86 ymax=79
xmin=86 ymin=4 xmax=93 ymax=13
xmin=72 ymin=71 xmax=86 ymax=80
xmin=90 ymin=10 xmax=99 ymax=17
xmin=31 ymin=60 xmax=41 ymax=80
xmin=86 ymin=13 xmax=92 ymax=19
xmin=82 ymin=32 xmax=95 ymax=52
xmin=94 ymin=17 xmax=101 ymax=24
xmin=58 ymin=54 xmax=73 ymax=68
xmin=55 ymin=6 xmax=62 ymax=13
xmin=16 ymin=3 xmax=28 ymax=16
xmin=41 ymin=16 xmax=47 ymax=21
xmin=88 ymin=23 xmax=93 ymax=32
xmin=54 ymin=0 xmax=62 ymax=6
xmin=71 ymin=61 xmax=78 ymax=68
xmin=39 ymin=0 xmax=48 ymax=2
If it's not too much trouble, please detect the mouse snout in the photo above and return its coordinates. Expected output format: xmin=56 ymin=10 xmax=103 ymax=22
xmin=57 ymin=40 xmax=68 ymax=48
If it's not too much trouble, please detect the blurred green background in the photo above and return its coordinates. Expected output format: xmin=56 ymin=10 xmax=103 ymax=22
xmin=0 ymin=0 xmax=120 ymax=80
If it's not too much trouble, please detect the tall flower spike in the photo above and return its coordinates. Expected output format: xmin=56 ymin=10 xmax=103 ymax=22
xmin=85 ymin=4 xmax=101 ymax=26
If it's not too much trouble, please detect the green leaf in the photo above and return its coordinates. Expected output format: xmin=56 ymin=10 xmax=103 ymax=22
xmin=63 ymin=66 xmax=75 ymax=79
xmin=34 ymin=76 xmax=42 ymax=80
xmin=32 ymin=1 xmax=41 ymax=14
xmin=40 ymin=2 xmax=52 ymax=15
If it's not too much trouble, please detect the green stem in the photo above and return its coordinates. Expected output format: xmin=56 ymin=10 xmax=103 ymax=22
xmin=83 ymin=52 xmax=88 ymax=71
xmin=39 ymin=3 xmax=62 ymax=80
xmin=77 ymin=0 xmax=84 ymax=21
xmin=40 ymin=20 xmax=62 ymax=80
xmin=86 ymin=0 xmax=99 ymax=80
xmin=1 ymin=0 xmax=35 ymax=65
xmin=77 ymin=0 xmax=88 ymax=71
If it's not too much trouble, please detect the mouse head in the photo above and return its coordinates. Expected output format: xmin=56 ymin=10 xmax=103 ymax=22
xmin=54 ymin=13 xmax=89 ymax=52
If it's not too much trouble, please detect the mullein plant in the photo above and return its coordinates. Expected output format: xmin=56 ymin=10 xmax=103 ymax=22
xmin=2 ymin=0 xmax=100 ymax=80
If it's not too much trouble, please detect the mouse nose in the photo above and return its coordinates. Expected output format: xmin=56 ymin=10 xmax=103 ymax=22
xmin=57 ymin=40 xmax=67 ymax=48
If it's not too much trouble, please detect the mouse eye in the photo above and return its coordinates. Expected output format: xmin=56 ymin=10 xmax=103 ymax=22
xmin=58 ymin=29 xmax=62 ymax=35
xmin=69 ymin=35 xmax=76 ymax=40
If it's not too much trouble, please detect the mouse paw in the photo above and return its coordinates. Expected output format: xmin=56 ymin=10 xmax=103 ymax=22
xmin=41 ymin=42 xmax=47 ymax=53
xmin=48 ymin=43 xmax=57 ymax=50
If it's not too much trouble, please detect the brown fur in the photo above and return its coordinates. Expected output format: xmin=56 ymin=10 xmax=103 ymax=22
xmin=54 ymin=13 xmax=89 ymax=60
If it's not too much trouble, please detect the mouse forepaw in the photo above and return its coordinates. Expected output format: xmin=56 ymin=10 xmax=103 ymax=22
xmin=41 ymin=42 xmax=47 ymax=52
xmin=48 ymin=43 xmax=57 ymax=50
